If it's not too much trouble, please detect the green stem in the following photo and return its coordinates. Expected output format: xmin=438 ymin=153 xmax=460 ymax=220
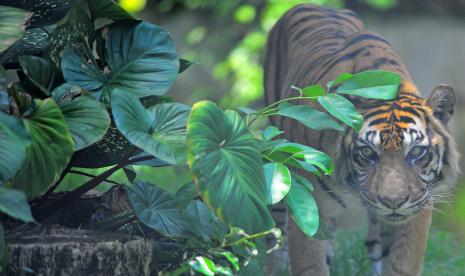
xmin=222 ymin=229 xmax=275 ymax=248
xmin=247 ymin=96 xmax=317 ymax=127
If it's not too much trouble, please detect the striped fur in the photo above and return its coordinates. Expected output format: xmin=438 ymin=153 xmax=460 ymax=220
xmin=264 ymin=4 xmax=460 ymax=276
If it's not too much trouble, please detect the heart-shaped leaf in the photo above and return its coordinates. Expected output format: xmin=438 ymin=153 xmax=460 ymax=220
xmin=0 ymin=5 xmax=31 ymax=52
xmin=0 ymin=113 xmax=29 ymax=183
xmin=335 ymin=70 xmax=400 ymax=100
xmin=62 ymin=20 xmax=179 ymax=102
xmin=174 ymin=181 xmax=196 ymax=208
xmin=187 ymin=101 xmax=274 ymax=234
xmin=111 ymin=92 xmax=189 ymax=165
xmin=0 ymin=187 xmax=34 ymax=222
xmin=51 ymin=84 xmax=111 ymax=150
xmin=11 ymin=98 xmax=74 ymax=199
xmin=317 ymin=93 xmax=363 ymax=132
xmin=186 ymin=200 xmax=227 ymax=242
xmin=284 ymin=174 xmax=319 ymax=238
xmin=126 ymin=181 xmax=192 ymax=237
xmin=263 ymin=163 xmax=291 ymax=205
xmin=277 ymin=103 xmax=344 ymax=132
xmin=18 ymin=56 xmax=59 ymax=95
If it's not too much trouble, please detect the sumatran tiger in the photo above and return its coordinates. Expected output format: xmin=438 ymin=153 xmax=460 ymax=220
xmin=264 ymin=4 xmax=460 ymax=276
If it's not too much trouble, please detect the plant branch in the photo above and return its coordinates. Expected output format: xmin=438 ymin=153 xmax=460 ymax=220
xmin=68 ymin=169 xmax=123 ymax=186
xmin=247 ymin=96 xmax=317 ymax=127
xmin=33 ymin=154 xmax=154 ymax=222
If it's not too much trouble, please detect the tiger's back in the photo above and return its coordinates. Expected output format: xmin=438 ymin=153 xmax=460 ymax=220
xmin=264 ymin=4 xmax=459 ymax=276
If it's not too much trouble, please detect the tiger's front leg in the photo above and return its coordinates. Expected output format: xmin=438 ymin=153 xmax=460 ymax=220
xmin=287 ymin=217 xmax=330 ymax=276
xmin=380 ymin=208 xmax=432 ymax=276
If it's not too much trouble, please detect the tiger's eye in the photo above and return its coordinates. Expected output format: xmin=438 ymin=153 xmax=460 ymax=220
xmin=359 ymin=146 xmax=378 ymax=161
xmin=408 ymin=146 xmax=427 ymax=162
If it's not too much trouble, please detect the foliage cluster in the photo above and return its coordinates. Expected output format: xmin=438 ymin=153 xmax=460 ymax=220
xmin=0 ymin=0 xmax=399 ymax=274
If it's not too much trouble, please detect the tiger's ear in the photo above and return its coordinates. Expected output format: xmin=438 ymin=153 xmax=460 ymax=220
xmin=427 ymin=84 xmax=456 ymax=124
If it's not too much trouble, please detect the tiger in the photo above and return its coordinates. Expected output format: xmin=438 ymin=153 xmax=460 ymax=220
xmin=264 ymin=4 xmax=460 ymax=276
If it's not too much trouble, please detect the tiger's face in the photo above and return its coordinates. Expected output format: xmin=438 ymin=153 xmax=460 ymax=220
xmin=342 ymin=82 xmax=459 ymax=224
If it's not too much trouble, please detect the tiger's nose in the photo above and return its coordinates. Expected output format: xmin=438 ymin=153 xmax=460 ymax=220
xmin=377 ymin=195 xmax=410 ymax=209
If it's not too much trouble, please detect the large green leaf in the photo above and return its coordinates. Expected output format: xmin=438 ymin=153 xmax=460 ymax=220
xmin=126 ymin=181 xmax=192 ymax=237
xmin=51 ymin=84 xmax=110 ymax=150
xmin=277 ymin=103 xmax=344 ymax=132
xmin=317 ymin=93 xmax=363 ymax=132
xmin=187 ymin=101 xmax=274 ymax=234
xmin=11 ymin=98 xmax=74 ymax=199
xmin=0 ymin=187 xmax=34 ymax=222
xmin=0 ymin=113 xmax=29 ymax=183
xmin=335 ymin=70 xmax=400 ymax=100
xmin=263 ymin=163 xmax=291 ymax=205
xmin=18 ymin=56 xmax=59 ymax=95
xmin=111 ymin=92 xmax=189 ymax=165
xmin=284 ymin=175 xmax=319 ymax=238
xmin=186 ymin=200 xmax=227 ymax=242
xmin=300 ymin=85 xmax=325 ymax=98
xmin=61 ymin=20 xmax=179 ymax=102
xmin=86 ymin=0 xmax=134 ymax=21
xmin=0 ymin=5 xmax=31 ymax=52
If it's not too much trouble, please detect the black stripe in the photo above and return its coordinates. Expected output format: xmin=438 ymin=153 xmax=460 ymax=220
xmin=369 ymin=117 xmax=387 ymax=126
xmin=399 ymin=116 xmax=416 ymax=124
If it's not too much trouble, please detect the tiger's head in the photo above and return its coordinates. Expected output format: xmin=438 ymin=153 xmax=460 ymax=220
xmin=339 ymin=81 xmax=460 ymax=224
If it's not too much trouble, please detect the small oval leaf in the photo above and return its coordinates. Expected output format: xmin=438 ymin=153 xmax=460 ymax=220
xmin=264 ymin=163 xmax=291 ymax=205
xmin=277 ymin=103 xmax=344 ymax=132
xmin=284 ymin=174 xmax=319 ymax=238
xmin=317 ymin=93 xmax=363 ymax=132
xmin=335 ymin=70 xmax=400 ymax=100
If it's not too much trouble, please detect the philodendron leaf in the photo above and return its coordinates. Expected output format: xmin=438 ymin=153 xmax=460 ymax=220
xmin=263 ymin=163 xmax=291 ymax=205
xmin=277 ymin=103 xmax=344 ymax=132
xmin=284 ymin=174 xmax=319 ymax=238
xmin=0 ymin=113 xmax=29 ymax=183
xmin=335 ymin=70 xmax=400 ymax=100
xmin=86 ymin=0 xmax=134 ymax=21
xmin=11 ymin=98 xmax=74 ymax=199
xmin=186 ymin=200 xmax=227 ymax=242
xmin=127 ymin=181 xmax=192 ymax=237
xmin=111 ymin=92 xmax=189 ymax=165
xmin=62 ymin=20 xmax=179 ymax=102
xmin=317 ymin=93 xmax=363 ymax=132
xmin=187 ymin=101 xmax=274 ymax=234
xmin=51 ymin=84 xmax=110 ymax=150
xmin=0 ymin=6 xmax=31 ymax=52
xmin=18 ymin=56 xmax=59 ymax=95
xmin=0 ymin=187 xmax=34 ymax=222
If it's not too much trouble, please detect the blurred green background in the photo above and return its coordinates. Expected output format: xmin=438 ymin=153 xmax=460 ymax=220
xmin=66 ymin=0 xmax=465 ymax=274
